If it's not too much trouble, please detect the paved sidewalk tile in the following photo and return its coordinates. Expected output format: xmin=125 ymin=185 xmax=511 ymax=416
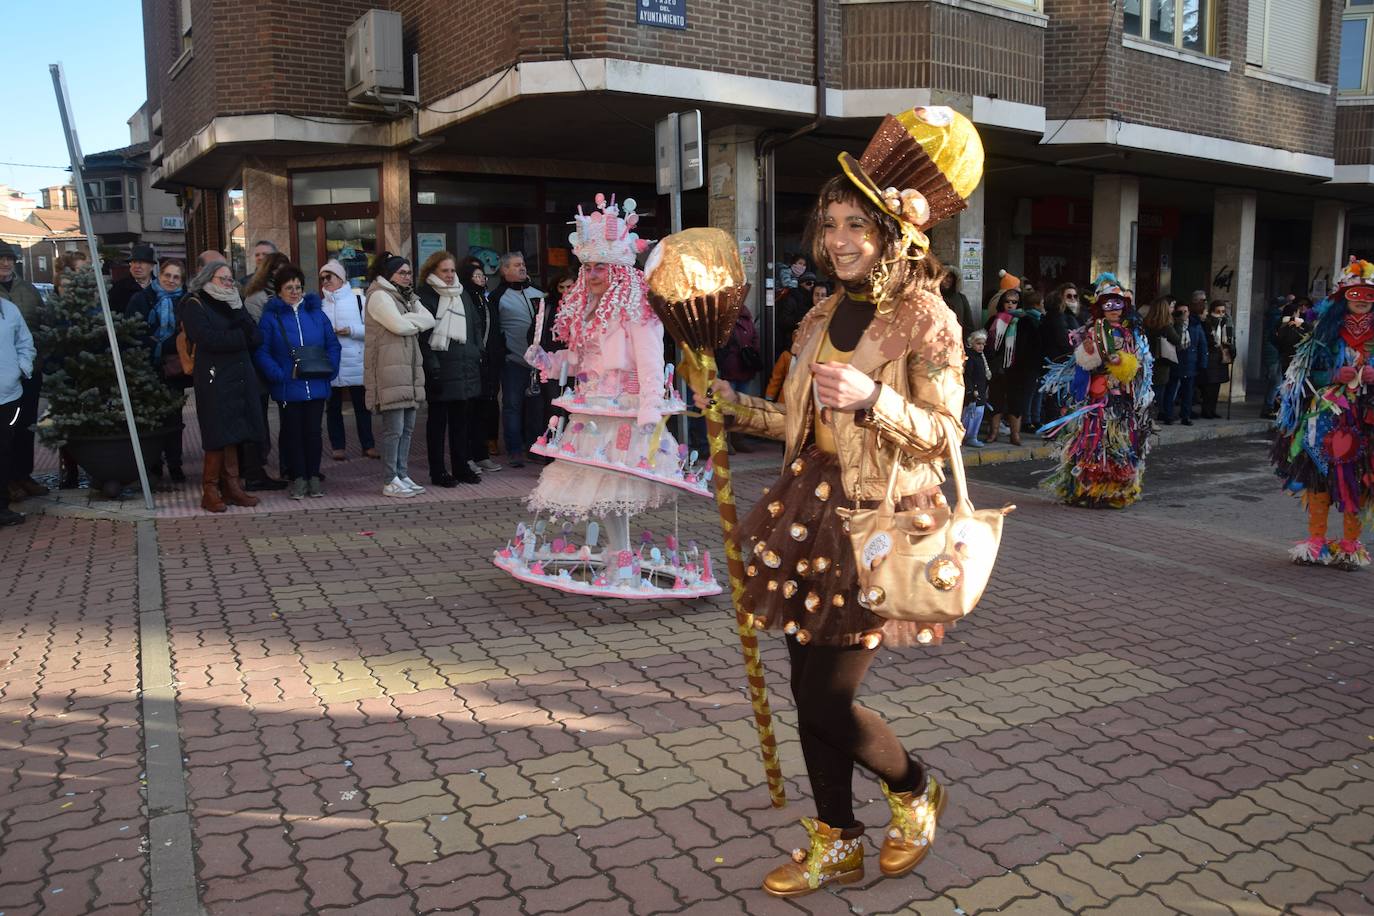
xmin=3 ymin=445 xmax=1373 ymax=914
xmin=0 ymin=517 xmax=147 ymax=915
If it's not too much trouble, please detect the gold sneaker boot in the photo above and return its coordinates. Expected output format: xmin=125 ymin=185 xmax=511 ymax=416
xmin=762 ymin=817 xmax=865 ymax=898
xmin=879 ymin=773 xmax=948 ymax=877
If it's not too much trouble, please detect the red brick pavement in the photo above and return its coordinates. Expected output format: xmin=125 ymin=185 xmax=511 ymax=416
xmin=0 ymin=516 xmax=146 ymax=916
xmin=2 ymin=466 xmax=1373 ymax=914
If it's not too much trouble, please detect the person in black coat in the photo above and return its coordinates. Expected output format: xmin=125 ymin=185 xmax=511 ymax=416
xmin=1199 ymin=299 xmax=1235 ymax=419
xmin=962 ymin=329 xmax=991 ymax=447
xmin=418 ymin=251 xmax=486 ymax=486
xmin=463 ymin=256 xmax=505 ymax=473
xmin=179 ymin=261 xmax=266 ymax=513
xmin=110 ymin=244 xmax=157 ymax=317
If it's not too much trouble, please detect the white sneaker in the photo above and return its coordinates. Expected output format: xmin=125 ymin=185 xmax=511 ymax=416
xmin=400 ymin=476 xmax=425 ymax=492
xmin=466 ymin=460 xmax=485 ymax=476
xmin=383 ymin=477 xmax=416 ymax=498
xmin=477 ymin=458 xmax=503 ymax=472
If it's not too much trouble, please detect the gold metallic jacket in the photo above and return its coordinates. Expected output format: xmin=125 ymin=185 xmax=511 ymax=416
xmin=728 ymin=287 xmax=966 ymax=503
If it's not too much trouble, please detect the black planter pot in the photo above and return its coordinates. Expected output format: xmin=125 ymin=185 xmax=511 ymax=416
xmin=66 ymin=429 xmax=172 ymax=499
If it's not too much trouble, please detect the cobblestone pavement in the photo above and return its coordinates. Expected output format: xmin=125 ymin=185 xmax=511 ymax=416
xmin=0 ymin=517 xmax=147 ymax=915
xmin=1 ymin=442 xmax=1372 ymax=914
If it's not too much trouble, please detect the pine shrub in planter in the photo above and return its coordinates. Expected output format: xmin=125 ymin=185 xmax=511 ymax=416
xmin=36 ymin=268 xmax=183 ymax=492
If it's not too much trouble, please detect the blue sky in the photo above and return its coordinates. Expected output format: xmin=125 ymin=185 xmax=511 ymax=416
xmin=3 ymin=0 xmax=147 ymax=200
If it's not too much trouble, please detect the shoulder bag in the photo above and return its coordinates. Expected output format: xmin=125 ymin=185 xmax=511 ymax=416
xmin=837 ymin=412 xmax=1014 ymax=624
xmin=273 ymin=311 xmax=334 ymax=380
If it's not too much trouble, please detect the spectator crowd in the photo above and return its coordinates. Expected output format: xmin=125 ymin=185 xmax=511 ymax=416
xmin=0 ymin=233 xmax=1312 ymax=526
xmin=0 ymin=237 xmax=614 ymax=521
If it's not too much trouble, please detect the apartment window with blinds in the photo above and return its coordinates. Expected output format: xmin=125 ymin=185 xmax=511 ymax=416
xmin=1123 ymin=0 xmax=1213 ymax=53
xmin=1248 ymin=0 xmax=1320 ymax=80
xmin=1342 ymin=0 xmax=1374 ymax=92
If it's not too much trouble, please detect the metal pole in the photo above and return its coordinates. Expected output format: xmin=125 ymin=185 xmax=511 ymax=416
xmin=49 ymin=62 xmax=155 ymax=510
xmin=671 ymin=123 xmax=690 ymax=448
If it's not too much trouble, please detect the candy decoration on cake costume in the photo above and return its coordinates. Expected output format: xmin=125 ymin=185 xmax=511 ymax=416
xmin=1039 ymin=273 xmax=1154 ymax=508
xmin=492 ymin=194 xmax=720 ymax=598
xmin=644 ymin=227 xmax=786 ymax=808
xmin=1272 ymin=256 xmax=1374 ymax=570
xmin=660 ymin=107 xmax=1002 ymax=897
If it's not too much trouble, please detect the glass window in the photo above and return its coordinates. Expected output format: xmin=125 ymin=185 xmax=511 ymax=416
xmin=127 ymin=177 xmax=140 ymax=213
xmin=1181 ymin=0 xmax=1207 ymax=51
xmin=1124 ymin=0 xmax=1144 ymax=36
xmin=1152 ymin=0 xmax=1176 ymax=44
xmin=290 ymin=168 xmax=379 ymax=206
xmin=1130 ymin=0 xmax=1211 ymax=51
xmin=413 ymin=175 xmax=538 ymax=211
xmin=84 ymin=177 xmax=123 ymax=213
xmin=1342 ymin=15 xmax=1371 ymax=90
xmin=296 ymin=220 xmax=319 ymax=282
xmin=325 ymin=218 xmax=376 ymax=284
xmin=225 ymin=184 xmax=246 ymax=280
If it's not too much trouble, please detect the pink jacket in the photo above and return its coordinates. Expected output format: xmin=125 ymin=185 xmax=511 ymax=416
xmin=544 ymin=314 xmax=667 ymax=427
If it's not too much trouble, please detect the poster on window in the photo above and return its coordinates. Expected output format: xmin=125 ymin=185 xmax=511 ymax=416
xmin=959 ymin=237 xmax=983 ymax=283
xmin=417 ymin=232 xmax=447 ymax=267
xmin=637 ymin=0 xmax=686 ymax=29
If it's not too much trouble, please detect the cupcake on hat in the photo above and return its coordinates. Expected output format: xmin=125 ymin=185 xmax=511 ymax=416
xmin=837 ymin=106 xmax=985 ymax=257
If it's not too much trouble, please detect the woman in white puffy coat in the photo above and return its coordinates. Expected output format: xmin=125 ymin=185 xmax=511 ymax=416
xmin=318 ymin=260 xmax=378 ymax=460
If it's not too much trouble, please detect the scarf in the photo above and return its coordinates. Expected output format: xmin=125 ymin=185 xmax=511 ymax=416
xmin=202 ymin=282 xmax=243 ymax=310
xmin=1342 ymin=310 xmax=1373 ymax=351
xmin=149 ymin=279 xmax=184 ymax=358
xmin=427 ymin=273 xmax=467 ymax=349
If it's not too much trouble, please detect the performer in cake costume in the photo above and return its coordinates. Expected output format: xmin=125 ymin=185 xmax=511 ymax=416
xmin=1272 ymin=256 xmax=1374 ymax=571
xmin=1039 ymin=273 xmax=1154 ymax=508
xmin=693 ymin=107 xmax=1000 ymax=897
xmin=492 ymin=194 xmax=720 ymax=598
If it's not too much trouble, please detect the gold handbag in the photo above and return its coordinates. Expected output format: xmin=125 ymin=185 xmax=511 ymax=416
xmin=837 ymin=413 xmax=1013 ymax=624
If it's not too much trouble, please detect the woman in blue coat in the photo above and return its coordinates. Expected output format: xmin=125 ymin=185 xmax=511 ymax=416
xmin=254 ymin=264 xmax=341 ymax=499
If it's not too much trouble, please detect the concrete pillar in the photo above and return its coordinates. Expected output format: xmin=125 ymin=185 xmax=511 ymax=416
xmin=241 ymin=160 xmax=290 ymax=255
xmin=1308 ymin=199 xmax=1348 ymax=299
xmin=707 ymin=124 xmax=762 ymax=324
xmin=381 ymin=151 xmax=413 ymax=260
xmin=1090 ymin=174 xmax=1139 ymax=292
xmin=1209 ymin=189 xmax=1257 ymax=401
xmin=929 ymin=182 xmax=986 ymax=324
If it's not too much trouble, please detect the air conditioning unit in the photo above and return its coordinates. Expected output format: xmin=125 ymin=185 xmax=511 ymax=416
xmin=345 ymin=9 xmax=405 ymax=102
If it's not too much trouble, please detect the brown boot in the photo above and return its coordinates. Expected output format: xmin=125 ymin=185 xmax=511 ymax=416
xmin=762 ymin=817 xmax=865 ymax=898
xmin=201 ymin=450 xmax=227 ymax=513
xmin=985 ymin=413 xmax=1002 ymax=443
xmin=220 ymin=445 xmax=259 ymax=507
xmin=1008 ymin=416 xmax=1023 ymax=447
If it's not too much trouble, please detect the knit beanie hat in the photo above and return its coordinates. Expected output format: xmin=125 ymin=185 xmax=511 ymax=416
xmin=998 ymin=269 xmax=1020 ymax=291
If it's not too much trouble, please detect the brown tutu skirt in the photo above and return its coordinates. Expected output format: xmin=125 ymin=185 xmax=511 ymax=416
xmin=739 ymin=446 xmax=949 ymax=648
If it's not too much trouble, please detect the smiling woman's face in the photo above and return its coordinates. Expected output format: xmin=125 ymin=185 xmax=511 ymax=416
xmin=821 ymin=200 xmax=881 ymax=282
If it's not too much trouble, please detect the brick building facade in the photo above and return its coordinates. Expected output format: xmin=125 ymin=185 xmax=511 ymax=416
xmin=144 ymin=0 xmax=1369 ymax=399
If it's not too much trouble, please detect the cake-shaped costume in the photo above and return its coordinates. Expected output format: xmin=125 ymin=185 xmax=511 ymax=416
xmin=1272 ymin=256 xmax=1374 ymax=570
xmin=492 ymin=194 xmax=720 ymax=598
xmin=1039 ymin=273 xmax=1154 ymax=508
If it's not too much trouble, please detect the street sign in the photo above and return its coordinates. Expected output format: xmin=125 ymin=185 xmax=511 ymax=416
xmin=655 ymin=109 xmax=703 ymax=195
xmin=679 ymin=109 xmax=703 ymax=192
xmin=637 ymin=0 xmax=686 ymax=29
xmin=655 ymin=113 xmax=680 ymax=196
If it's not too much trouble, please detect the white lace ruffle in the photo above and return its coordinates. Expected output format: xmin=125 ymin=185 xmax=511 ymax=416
xmin=527 ymin=460 xmax=672 ymax=520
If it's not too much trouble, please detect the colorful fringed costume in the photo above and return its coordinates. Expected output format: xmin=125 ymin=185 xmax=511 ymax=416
xmin=1040 ymin=275 xmax=1154 ymax=508
xmin=1271 ymin=257 xmax=1374 ymax=571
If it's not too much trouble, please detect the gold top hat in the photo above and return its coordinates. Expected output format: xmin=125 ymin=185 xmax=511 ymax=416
xmin=838 ymin=106 xmax=984 ymax=253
